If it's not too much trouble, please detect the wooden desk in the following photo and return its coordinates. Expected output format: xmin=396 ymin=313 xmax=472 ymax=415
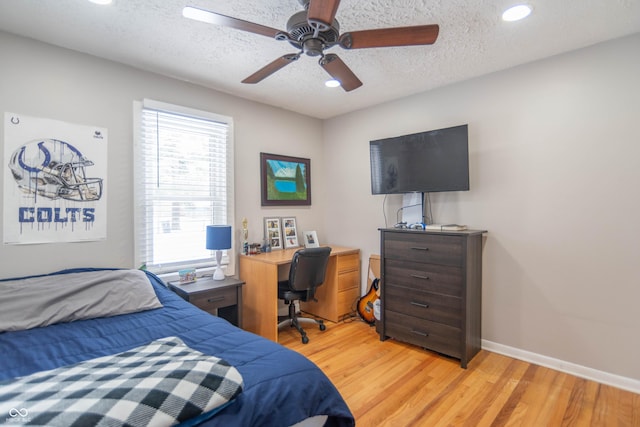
xmin=239 ymin=245 xmax=360 ymax=341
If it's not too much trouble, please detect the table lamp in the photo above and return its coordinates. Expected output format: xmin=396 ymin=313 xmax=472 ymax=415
xmin=206 ymin=225 xmax=232 ymax=280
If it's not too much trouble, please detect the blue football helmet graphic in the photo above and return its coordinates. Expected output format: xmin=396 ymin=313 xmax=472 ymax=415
xmin=9 ymin=139 xmax=103 ymax=201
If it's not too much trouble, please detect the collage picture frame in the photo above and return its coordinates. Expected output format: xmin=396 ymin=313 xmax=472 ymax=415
xmin=282 ymin=217 xmax=299 ymax=249
xmin=264 ymin=217 xmax=283 ymax=250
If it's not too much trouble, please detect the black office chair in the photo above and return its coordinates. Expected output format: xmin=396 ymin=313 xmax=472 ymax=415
xmin=277 ymin=247 xmax=331 ymax=344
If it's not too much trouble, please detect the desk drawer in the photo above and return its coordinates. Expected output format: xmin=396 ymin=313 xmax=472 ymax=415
xmin=385 ymin=311 xmax=461 ymax=359
xmin=189 ymin=287 xmax=237 ymax=313
xmin=385 ymin=285 xmax=461 ymax=328
xmin=338 ymin=287 xmax=359 ymax=317
xmin=384 ymin=259 xmax=463 ymax=297
xmin=337 ymin=253 xmax=360 ymax=273
xmin=338 ymin=268 xmax=359 ymax=291
xmin=384 ymin=233 xmax=462 ymax=266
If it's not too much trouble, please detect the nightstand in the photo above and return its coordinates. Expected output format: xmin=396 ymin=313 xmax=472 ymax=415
xmin=168 ymin=276 xmax=244 ymax=328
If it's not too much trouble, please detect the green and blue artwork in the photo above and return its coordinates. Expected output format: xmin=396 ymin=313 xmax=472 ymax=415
xmin=261 ymin=153 xmax=310 ymax=206
xmin=266 ymin=159 xmax=307 ymax=201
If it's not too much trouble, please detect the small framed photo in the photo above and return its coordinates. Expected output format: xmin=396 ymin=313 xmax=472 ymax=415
xmin=264 ymin=217 xmax=283 ymax=250
xmin=282 ymin=217 xmax=299 ymax=249
xmin=303 ymin=230 xmax=319 ymax=248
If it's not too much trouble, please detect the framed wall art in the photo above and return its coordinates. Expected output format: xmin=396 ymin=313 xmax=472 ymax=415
xmin=282 ymin=217 xmax=299 ymax=249
xmin=260 ymin=152 xmax=311 ymax=206
xmin=264 ymin=217 xmax=283 ymax=250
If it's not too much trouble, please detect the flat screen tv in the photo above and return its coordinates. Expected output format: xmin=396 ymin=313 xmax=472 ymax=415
xmin=370 ymin=124 xmax=469 ymax=194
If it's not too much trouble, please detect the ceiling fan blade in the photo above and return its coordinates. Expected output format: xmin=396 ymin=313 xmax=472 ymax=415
xmin=183 ymin=6 xmax=282 ymax=38
xmin=339 ymin=24 xmax=439 ymax=49
xmin=242 ymin=54 xmax=300 ymax=84
xmin=319 ymin=54 xmax=362 ymax=92
xmin=307 ymin=0 xmax=341 ymax=31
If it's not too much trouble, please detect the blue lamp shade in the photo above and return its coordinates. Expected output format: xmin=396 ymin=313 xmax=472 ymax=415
xmin=206 ymin=225 xmax=232 ymax=250
xmin=206 ymin=225 xmax=232 ymax=280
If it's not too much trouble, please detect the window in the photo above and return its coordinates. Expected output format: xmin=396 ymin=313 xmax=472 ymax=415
xmin=134 ymin=99 xmax=234 ymax=275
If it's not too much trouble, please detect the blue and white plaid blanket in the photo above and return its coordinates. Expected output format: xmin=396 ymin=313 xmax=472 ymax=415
xmin=0 ymin=337 xmax=243 ymax=426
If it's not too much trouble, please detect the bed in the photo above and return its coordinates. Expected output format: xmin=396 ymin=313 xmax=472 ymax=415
xmin=0 ymin=268 xmax=355 ymax=427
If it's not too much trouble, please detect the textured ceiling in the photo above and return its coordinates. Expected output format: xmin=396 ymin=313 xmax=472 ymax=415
xmin=0 ymin=0 xmax=639 ymax=119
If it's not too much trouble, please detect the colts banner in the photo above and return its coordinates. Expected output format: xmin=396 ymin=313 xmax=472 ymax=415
xmin=3 ymin=113 xmax=107 ymax=244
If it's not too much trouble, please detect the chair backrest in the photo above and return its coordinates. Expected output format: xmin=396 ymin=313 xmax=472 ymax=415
xmin=288 ymin=247 xmax=332 ymax=298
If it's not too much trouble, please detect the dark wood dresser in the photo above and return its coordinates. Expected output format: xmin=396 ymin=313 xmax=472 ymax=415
xmin=379 ymin=228 xmax=486 ymax=368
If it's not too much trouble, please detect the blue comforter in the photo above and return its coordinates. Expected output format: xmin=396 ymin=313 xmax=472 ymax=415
xmin=0 ymin=268 xmax=354 ymax=427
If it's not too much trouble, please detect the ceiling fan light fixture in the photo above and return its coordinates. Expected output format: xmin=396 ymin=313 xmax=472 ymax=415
xmin=502 ymin=5 xmax=532 ymax=22
xmin=325 ymin=79 xmax=341 ymax=88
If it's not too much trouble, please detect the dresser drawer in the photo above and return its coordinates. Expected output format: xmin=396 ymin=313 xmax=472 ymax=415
xmin=385 ymin=285 xmax=461 ymax=328
xmin=189 ymin=287 xmax=238 ymax=313
xmin=385 ymin=311 xmax=461 ymax=359
xmin=385 ymin=259 xmax=463 ymax=297
xmin=384 ymin=232 xmax=462 ymax=266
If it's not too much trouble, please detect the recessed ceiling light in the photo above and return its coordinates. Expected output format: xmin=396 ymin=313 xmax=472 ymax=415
xmin=325 ymin=79 xmax=341 ymax=88
xmin=89 ymin=0 xmax=112 ymax=4
xmin=502 ymin=5 xmax=532 ymax=22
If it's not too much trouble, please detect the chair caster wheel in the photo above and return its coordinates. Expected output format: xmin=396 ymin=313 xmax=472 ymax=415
xmin=319 ymin=323 xmax=326 ymax=331
xmin=302 ymin=335 xmax=309 ymax=344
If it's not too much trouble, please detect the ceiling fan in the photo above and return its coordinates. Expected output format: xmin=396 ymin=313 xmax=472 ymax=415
xmin=183 ymin=0 xmax=439 ymax=92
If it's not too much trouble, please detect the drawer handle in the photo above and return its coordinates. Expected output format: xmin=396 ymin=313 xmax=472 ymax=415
xmin=207 ymin=296 xmax=225 ymax=303
xmin=411 ymin=329 xmax=429 ymax=337
xmin=410 ymin=301 xmax=430 ymax=309
xmin=410 ymin=246 xmax=429 ymax=251
xmin=410 ymin=274 xmax=430 ymax=280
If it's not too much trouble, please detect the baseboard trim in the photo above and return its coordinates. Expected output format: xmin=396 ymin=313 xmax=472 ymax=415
xmin=481 ymin=339 xmax=640 ymax=394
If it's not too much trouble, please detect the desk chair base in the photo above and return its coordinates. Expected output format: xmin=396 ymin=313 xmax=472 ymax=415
xmin=278 ymin=301 xmax=326 ymax=344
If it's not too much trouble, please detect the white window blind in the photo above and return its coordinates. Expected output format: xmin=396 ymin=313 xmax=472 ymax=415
xmin=134 ymin=100 xmax=234 ymax=275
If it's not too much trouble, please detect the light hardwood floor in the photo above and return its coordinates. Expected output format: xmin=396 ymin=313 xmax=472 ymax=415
xmin=278 ymin=317 xmax=640 ymax=427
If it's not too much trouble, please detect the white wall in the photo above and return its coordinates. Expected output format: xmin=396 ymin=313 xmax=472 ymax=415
xmin=0 ymin=31 xmax=324 ymax=278
xmin=323 ymin=33 xmax=640 ymax=382
xmin=2 ymin=28 xmax=639 ymax=387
